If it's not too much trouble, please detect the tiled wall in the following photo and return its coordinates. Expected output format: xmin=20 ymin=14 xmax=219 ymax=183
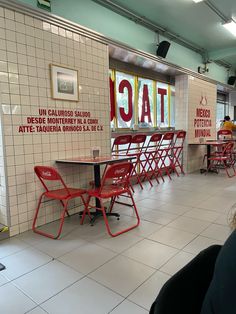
xmin=175 ymin=75 xmax=217 ymax=173
xmin=0 ymin=7 xmax=110 ymax=236
xmin=0 ymin=93 xmax=8 ymax=226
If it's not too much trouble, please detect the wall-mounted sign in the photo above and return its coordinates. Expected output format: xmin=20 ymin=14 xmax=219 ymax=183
xmin=188 ymin=78 xmax=216 ymax=144
xmin=37 ymin=0 xmax=51 ymax=11
xmin=110 ymin=70 xmax=172 ymax=129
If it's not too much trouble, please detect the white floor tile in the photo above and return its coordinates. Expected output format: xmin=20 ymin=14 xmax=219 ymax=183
xmin=0 ymin=237 xmax=28 ymax=259
xmin=13 ymin=260 xmax=83 ymax=304
xmin=214 ymin=213 xmax=230 ymax=226
xmin=110 ymin=300 xmax=148 ymax=314
xmin=33 ymin=233 xmax=87 ymax=258
xmin=160 ymin=251 xmax=194 ymax=275
xmin=128 ymin=271 xmax=170 ymax=310
xmin=200 ymin=224 xmax=232 ymax=242
xmin=0 ymin=247 xmax=52 ymax=280
xmin=136 ymin=198 xmax=165 ymax=210
xmin=89 ymin=255 xmax=155 ymax=297
xmin=157 ymin=203 xmax=192 ymax=215
xmin=129 ymin=220 xmax=162 ymax=237
xmin=0 ymin=272 xmax=8 ymax=286
xmin=167 ymin=216 xmax=210 ymax=234
xmin=41 ymin=277 xmax=123 ymax=314
xmin=0 ymin=283 xmax=36 ymax=314
xmin=26 ymin=307 xmax=47 ymax=314
xmin=142 ymin=209 xmax=178 ymax=225
xmin=197 ymin=196 xmax=236 ymax=213
xmin=58 ymin=242 xmax=117 ymax=274
xmin=94 ymin=232 xmax=143 ymax=253
xmin=183 ymin=208 xmax=220 ymax=222
xmin=122 ymin=239 xmax=178 ymax=269
xmin=183 ymin=236 xmax=223 ymax=255
xmin=0 ymin=172 xmax=235 ymax=314
xmin=148 ymin=226 xmax=196 ymax=249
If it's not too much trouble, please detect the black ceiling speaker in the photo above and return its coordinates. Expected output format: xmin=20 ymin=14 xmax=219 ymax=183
xmin=228 ymin=76 xmax=236 ymax=85
xmin=156 ymin=41 xmax=171 ymax=58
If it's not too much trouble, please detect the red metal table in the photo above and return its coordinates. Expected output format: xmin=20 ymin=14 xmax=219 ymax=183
xmin=190 ymin=141 xmax=227 ymax=173
xmin=56 ymin=155 xmax=135 ymax=223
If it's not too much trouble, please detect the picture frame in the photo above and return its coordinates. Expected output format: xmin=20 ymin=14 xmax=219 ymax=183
xmin=50 ymin=64 xmax=79 ymax=101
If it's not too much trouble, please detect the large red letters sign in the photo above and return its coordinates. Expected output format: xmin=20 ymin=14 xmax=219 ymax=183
xmin=140 ymin=84 xmax=151 ymax=123
xmin=119 ymin=79 xmax=133 ymax=122
xmin=157 ymin=88 xmax=167 ymax=123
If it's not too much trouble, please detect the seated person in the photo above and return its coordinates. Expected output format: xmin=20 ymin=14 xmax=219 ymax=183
xmin=150 ymin=212 xmax=236 ymax=314
xmin=221 ymin=115 xmax=236 ymax=131
xmin=200 ymin=215 xmax=236 ymax=314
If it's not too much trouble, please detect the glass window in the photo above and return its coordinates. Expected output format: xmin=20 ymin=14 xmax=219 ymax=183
xmin=156 ymin=82 xmax=168 ymax=127
xmin=116 ymin=71 xmax=135 ymax=128
xmin=138 ymin=78 xmax=154 ymax=128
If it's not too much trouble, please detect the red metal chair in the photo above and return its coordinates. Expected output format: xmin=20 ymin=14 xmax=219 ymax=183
xmin=81 ymin=162 xmax=140 ymax=237
xmin=127 ymin=134 xmax=147 ymax=189
xmin=158 ymin=132 xmax=175 ymax=180
xmin=172 ymin=131 xmax=186 ymax=176
xmin=33 ymin=166 xmax=87 ymax=239
xmin=111 ymin=134 xmax=132 ymax=156
xmin=207 ymin=142 xmax=236 ymax=178
xmin=141 ymin=133 xmax=164 ymax=185
xmin=217 ymin=129 xmax=233 ymax=140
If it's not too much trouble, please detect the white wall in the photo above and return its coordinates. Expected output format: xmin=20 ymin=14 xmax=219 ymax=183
xmin=175 ymin=75 xmax=217 ymax=173
xmin=0 ymin=6 xmax=111 ymax=236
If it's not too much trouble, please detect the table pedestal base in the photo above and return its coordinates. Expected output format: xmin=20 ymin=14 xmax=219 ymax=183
xmin=89 ymin=211 xmax=120 ymax=226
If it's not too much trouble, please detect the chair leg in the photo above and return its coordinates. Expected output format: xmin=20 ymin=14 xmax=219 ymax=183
xmin=100 ymin=192 xmax=140 ymax=237
xmin=60 ymin=200 xmax=70 ymax=217
xmin=80 ymin=195 xmax=92 ymax=225
xmin=32 ymin=197 xmax=69 ymax=239
xmin=32 ymin=193 xmax=44 ymax=233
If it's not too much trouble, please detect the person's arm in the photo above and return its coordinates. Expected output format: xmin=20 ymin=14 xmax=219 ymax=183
xmin=231 ymin=122 xmax=236 ymax=130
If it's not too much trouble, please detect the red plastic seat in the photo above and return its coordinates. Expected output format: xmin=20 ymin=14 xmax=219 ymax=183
xmin=33 ymin=166 xmax=87 ymax=239
xmin=217 ymin=129 xmax=233 ymax=140
xmin=172 ymin=131 xmax=186 ymax=175
xmin=111 ymin=134 xmax=132 ymax=156
xmin=81 ymin=162 xmax=140 ymax=237
xmin=207 ymin=142 xmax=236 ymax=178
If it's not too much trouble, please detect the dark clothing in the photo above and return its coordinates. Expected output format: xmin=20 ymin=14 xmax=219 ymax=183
xmin=201 ymin=230 xmax=236 ymax=314
xmin=149 ymin=245 xmax=222 ymax=314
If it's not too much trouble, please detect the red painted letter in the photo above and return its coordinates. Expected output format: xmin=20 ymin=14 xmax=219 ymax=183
xmin=119 ymin=79 xmax=133 ymax=122
xmin=110 ymin=77 xmax=115 ymax=121
xmin=140 ymin=84 xmax=151 ymax=123
xmin=157 ymin=88 xmax=167 ymax=123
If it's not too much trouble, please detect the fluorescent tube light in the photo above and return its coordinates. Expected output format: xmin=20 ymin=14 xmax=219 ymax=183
xmin=223 ymin=20 xmax=236 ymax=37
xmin=192 ymin=0 xmax=204 ymax=3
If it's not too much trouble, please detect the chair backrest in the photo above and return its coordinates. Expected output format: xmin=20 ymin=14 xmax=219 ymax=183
xmin=160 ymin=132 xmax=174 ymax=149
xmin=173 ymin=130 xmax=186 ymax=147
xmin=222 ymin=141 xmax=234 ymax=155
xmin=150 ymin=245 xmax=222 ymax=314
xmin=111 ymin=135 xmax=132 ymax=154
xmin=100 ymin=162 xmax=133 ymax=191
xmin=34 ymin=166 xmax=69 ymax=194
xmin=145 ymin=133 xmax=162 ymax=152
xmin=217 ymin=129 xmax=232 ymax=139
xmin=128 ymin=134 xmax=147 ymax=153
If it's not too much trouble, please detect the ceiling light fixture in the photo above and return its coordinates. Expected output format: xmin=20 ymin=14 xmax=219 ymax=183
xmin=192 ymin=0 xmax=204 ymax=3
xmin=223 ymin=20 xmax=236 ymax=37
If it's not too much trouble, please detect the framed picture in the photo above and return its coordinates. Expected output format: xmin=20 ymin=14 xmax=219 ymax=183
xmin=50 ymin=64 xmax=79 ymax=101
